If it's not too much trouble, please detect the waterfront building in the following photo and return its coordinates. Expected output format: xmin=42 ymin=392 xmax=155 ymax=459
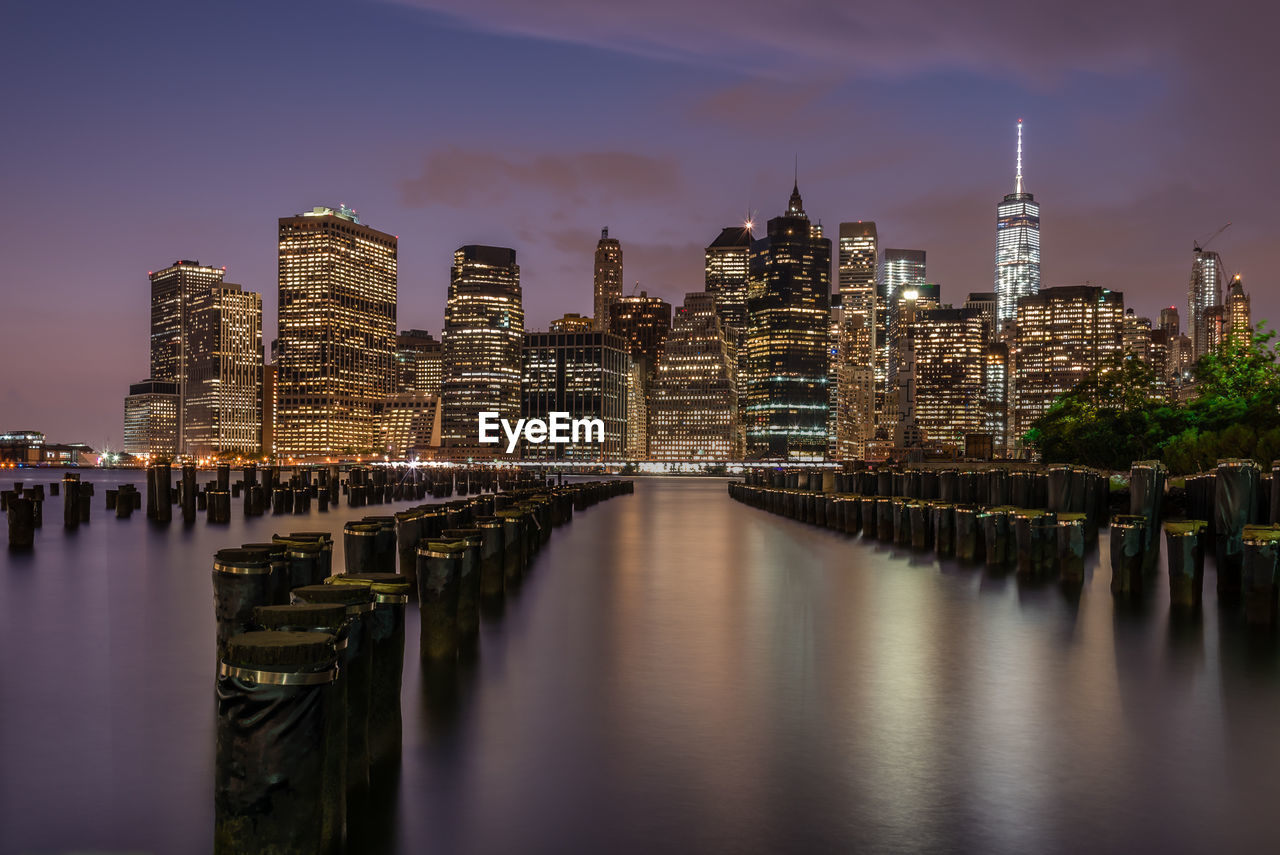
xmin=912 ymin=307 xmax=987 ymax=450
xmin=876 ymin=248 xmax=925 ymax=434
xmin=649 ymin=292 xmax=742 ymax=461
xmin=593 ymin=228 xmax=623 ymax=332
xmin=148 ymin=259 xmax=226 ymax=449
xmin=395 ymin=329 xmax=443 ymax=397
xmin=276 ymin=205 xmax=397 ymax=458
xmin=981 ymin=343 xmax=1009 ymax=456
xmin=183 ymin=283 xmax=263 ymax=457
xmin=520 ymin=330 xmax=628 ymax=460
xmin=123 ymin=379 xmax=179 ymax=457
xmin=374 ymin=394 xmax=442 ymax=459
xmin=994 ymin=120 xmax=1041 ymax=330
xmin=442 ymin=245 xmax=524 ymax=452
xmin=743 ymin=182 xmax=831 ymax=460
xmin=1188 ymin=246 xmax=1225 ymax=359
xmin=836 ymin=222 xmax=877 ymax=460
xmin=261 ymin=362 xmax=275 ymax=459
xmin=1010 ymin=285 xmax=1123 ymax=456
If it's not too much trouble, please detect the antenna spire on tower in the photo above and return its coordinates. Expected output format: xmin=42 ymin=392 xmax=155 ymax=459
xmin=1015 ymin=119 xmax=1023 ymax=195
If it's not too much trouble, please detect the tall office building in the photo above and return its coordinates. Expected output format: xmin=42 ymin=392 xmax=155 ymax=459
xmin=912 ymin=308 xmax=987 ymax=450
xmin=148 ymin=259 xmax=226 ymax=448
xmin=123 ymin=379 xmax=179 ymax=457
xmin=624 ymin=360 xmax=648 ymax=459
xmin=705 ymin=225 xmax=753 ymax=333
xmin=183 ymin=283 xmax=263 ymax=457
xmin=1204 ymin=305 xmax=1225 ymax=355
xmin=395 ymin=330 xmax=443 ymax=397
xmin=1158 ymin=306 xmax=1180 ymax=337
xmin=521 ymin=330 xmax=628 ymax=460
xmin=876 ymin=248 xmax=926 ymax=435
xmin=981 ymin=343 xmax=1009 ymax=456
xmin=744 ymin=182 xmax=831 ymax=460
xmin=1188 ymin=246 xmax=1225 ymax=359
xmin=1122 ymin=309 xmax=1154 ymax=364
xmin=593 ymin=228 xmax=623 ymax=332
xmin=1010 ymin=285 xmax=1123 ymax=456
xmin=1226 ymin=275 xmax=1251 ymax=346
xmin=441 ymin=245 xmax=524 ymax=450
xmin=650 ymin=292 xmax=742 ymax=461
xmin=276 ymin=206 xmax=397 ymax=458
xmin=607 ymin=292 xmax=672 ymax=377
xmin=836 ymin=222 xmax=877 ymax=460
xmin=963 ymin=292 xmax=998 ymax=341
xmin=884 ymin=286 xmax=940 ymax=444
xmin=374 ymin=394 xmax=442 ymax=458
xmin=261 ymin=362 xmax=276 ymax=459
xmin=994 ymin=120 xmax=1041 ymax=330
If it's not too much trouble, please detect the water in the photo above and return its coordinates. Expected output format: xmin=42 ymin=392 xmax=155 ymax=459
xmin=3 ymin=474 xmax=1280 ymax=854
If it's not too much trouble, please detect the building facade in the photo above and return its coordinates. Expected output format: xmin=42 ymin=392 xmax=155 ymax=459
xmin=520 ymin=330 xmax=628 ymax=460
xmin=607 ymin=292 xmax=672 ymax=377
xmin=593 ymin=228 xmax=623 ymax=332
xmin=743 ymin=183 xmax=831 ymax=460
xmin=1188 ymin=246 xmax=1224 ymax=359
xmin=549 ymin=313 xmax=594 ymax=333
xmin=183 ymin=283 xmax=263 ymax=457
xmin=1010 ymin=286 xmax=1123 ymax=456
xmin=375 ymin=394 xmax=442 ymax=458
xmin=1226 ymin=275 xmax=1251 ymax=346
xmin=276 ymin=206 xmax=398 ymax=458
xmin=994 ymin=120 xmax=1041 ymax=331
xmin=148 ymin=259 xmax=226 ymax=449
xmin=395 ymin=329 xmax=443 ymax=397
xmin=836 ymin=222 xmax=878 ymax=460
xmin=123 ymin=379 xmax=179 ymax=457
xmin=912 ymin=308 xmax=988 ymax=450
xmin=442 ymin=245 xmax=524 ymax=451
xmin=649 ymin=292 xmax=742 ymax=461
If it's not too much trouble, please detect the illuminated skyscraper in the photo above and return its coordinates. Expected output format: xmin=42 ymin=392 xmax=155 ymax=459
xmin=395 ymin=329 xmax=443 ymax=397
xmin=744 ymin=182 xmax=831 ymax=460
xmin=1122 ymin=309 xmax=1154 ymax=364
xmin=836 ymin=222 xmax=877 ymax=460
xmin=607 ymin=292 xmax=672 ymax=377
xmin=276 ymin=206 xmax=398 ymax=458
xmin=994 ymin=120 xmax=1041 ymax=330
xmin=123 ymin=379 xmax=179 ymax=457
xmin=442 ymin=245 xmax=523 ymax=451
xmin=705 ymin=223 xmax=753 ymax=339
xmin=876 ymin=248 xmax=925 ymax=434
xmin=1226 ymin=275 xmax=1251 ymax=346
xmin=549 ymin=313 xmax=594 ymax=333
xmin=1010 ymin=286 xmax=1123 ymax=456
xmin=593 ymin=228 xmax=623 ymax=332
xmin=183 ymin=283 xmax=263 ymax=457
xmin=650 ymin=292 xmax=742 ymax=461
xmin=521 ymin=330 xmax=628 ymax=460
xmin=912 ymin=307 xmax=986 ymax=450
xmin=963 ymin=292 xmax=998 ymax=342
xmin=1188 ymin=247 xmax=1225 ymax=359
xmin=148 ymin=259 xmax=226 ymax=448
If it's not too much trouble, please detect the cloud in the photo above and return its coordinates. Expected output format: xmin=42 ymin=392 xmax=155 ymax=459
xmin=401 ymin=148 xmax=682 ymax=209
xmin=387 ymin=0 xmax=1198 ymax=83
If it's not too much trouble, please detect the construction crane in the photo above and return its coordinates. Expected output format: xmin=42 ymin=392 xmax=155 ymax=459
xmin=1193 ymin=222 xmax=1231 ymax=252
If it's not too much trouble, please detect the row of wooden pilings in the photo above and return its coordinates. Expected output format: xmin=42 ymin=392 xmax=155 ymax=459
xmin=3 ymin=464 xmax=555 ymax=549
xmin=212 ymin=479 xmax=633 ymax=855
xmin=730 ymin=458 xmax=1280 ymax=626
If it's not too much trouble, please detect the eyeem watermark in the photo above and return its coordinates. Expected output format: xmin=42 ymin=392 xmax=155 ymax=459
xmin=478 ymin=411 xmax=605 ymax=453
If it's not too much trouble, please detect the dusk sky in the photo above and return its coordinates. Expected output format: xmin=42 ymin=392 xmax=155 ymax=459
xmin=2 ymin=0 xmax=1275 ymax=445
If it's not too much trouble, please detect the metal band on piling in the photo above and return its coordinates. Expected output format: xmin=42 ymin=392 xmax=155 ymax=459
xmin=217 ymin=662 xmax=339 ymax=686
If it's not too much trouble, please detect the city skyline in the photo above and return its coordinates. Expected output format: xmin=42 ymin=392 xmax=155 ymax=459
xmin=2 ymin=1 xmax=1275 ymax=443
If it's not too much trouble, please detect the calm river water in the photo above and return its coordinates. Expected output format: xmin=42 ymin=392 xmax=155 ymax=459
xmin=3 ymin=473 xmax=1279 ymax=854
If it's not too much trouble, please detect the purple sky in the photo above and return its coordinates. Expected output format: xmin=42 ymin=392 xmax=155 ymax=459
xmin=2 ymin=0 xmax=1275 ymax=446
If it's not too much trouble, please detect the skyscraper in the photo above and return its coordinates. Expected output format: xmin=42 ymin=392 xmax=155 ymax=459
xmin=183 ymin=283 xmax=263 ymax=457
xmin=549 ymin=313 xmax=594 ymax=333
xmin=876 ymin=248 xmax=925 ymax=435
xmin=148 ymin=259 xmax=226 ymax=448
xmin=123 ymin=379 xmax=179 ymax=457
xmin=395 ymin=329 xmax=443 ymax=397
xmin=442 ymin=245 xmax=524 ymax=451
xmin=593 ymin=228 xmax=623 ymax=332
xmin=521 ymin=329 xmax=628 ymax=460
xmin=1188 ymin=246 xmax=1225 ymax=359
xmin=607 ymin=292 xmax=672 ymax=376
xmin=649 ymin=292 xmax=742 ymax=461
xmin=994 ymin=120 xmax=1041 ymax=330
xmin=744 ymin=182 xmax=831 ymax=460
xmin=276 ymin=205 xmax=398 ymax=459
xmin=836 ymin=222 xmax=877 ymax=460
xmin=912 ymin=307 xmax=987 ymax=450
xmin=1226 ymin=275 xmax=1251 ymax=346
xmin=705 ymin=224 xmax=753 ymax=338
xmin=1010 ymin=285 xmax=1123 ymax=455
